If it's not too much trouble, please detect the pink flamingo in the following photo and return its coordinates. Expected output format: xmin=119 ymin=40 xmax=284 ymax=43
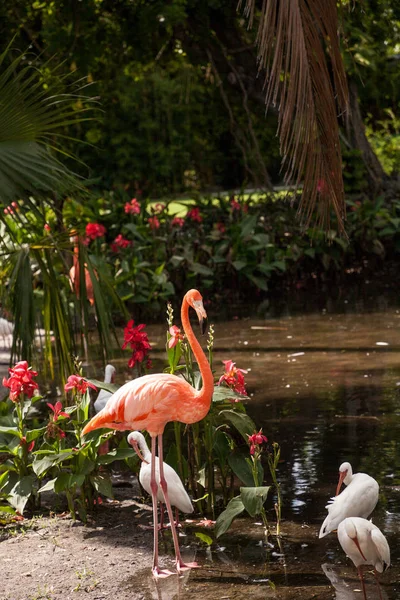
xmin=82 ymin=289 xmax=214 ymax=578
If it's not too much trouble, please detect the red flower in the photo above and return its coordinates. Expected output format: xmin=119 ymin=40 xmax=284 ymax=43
xmin=64 ymin=375 xmax=97 ymax=394
xmin=148 ymin=216 xmax=160 ymax=230
xmin=247 ymin=429 xmax=268 ymax=455
xmin=153 ymin=203 xmax=166 ymax=214
xmin=216 ymin=222 xmax=226 ymax=233
xmin=44 ymin=224 xmax=51 ymax=232
xmin=187 ymin=207 xmax=202 ymax=223
xmin=122 ymin=320 xmax=152 ymax=368
xmin=125 ymin=198 xmax=141 ymax=214
xmin=168 ymin=325 xmax=184 ymax=349
xmin=85 ymin=223 xmax=106 ymax=241
xmin=172 ymin=217 xmax=185 ymax=228
xmin=230 ymin=198 xmax=241 ymax=211
xmin=2 ymin=361 xmax=39 ymax=402
xmin=218 ymin=359 xmax=248 ymax=397
xmin=19 ymin=437 xmax=35 ymax=453
xmin=47 ymin=401 xmax=70 ymax=422
xmin=111 ymin=234 xmax=132 ymax=253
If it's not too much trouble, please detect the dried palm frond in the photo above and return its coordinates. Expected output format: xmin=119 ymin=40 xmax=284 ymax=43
xmin=240 ymin=0 xmax=348 ymax=231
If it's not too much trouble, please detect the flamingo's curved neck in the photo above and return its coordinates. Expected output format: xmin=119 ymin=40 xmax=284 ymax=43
xmin=181 ymin=297 xmax=214 ymax=411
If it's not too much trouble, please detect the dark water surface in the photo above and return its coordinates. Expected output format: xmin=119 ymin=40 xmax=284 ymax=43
xmin=123 ymin=306 xmax=400 ymax=599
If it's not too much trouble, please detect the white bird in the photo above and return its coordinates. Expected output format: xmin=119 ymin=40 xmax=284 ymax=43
xmin=337 ymin=517 xmax=390 ymax=600
xmin=127 ymin=431 xmax=193 ymax=528
xmin=94 ymin=364 xmax=116 ymax=413
xmin=0 ymin=317 xmax=13 ymax=348
xmin=319 ymin=462 xmax=379 ymax=538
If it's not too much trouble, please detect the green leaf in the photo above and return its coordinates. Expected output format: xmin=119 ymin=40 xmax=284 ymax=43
xmin=215 ymin=496 xmax=245 ymax=538
xmin=190 ymin=262 xmax=213 ymax=276
xmin=54 ymin=473 xmax=85 ymax=494
xmin=240 ymin=214 xmax=258 ymax=237
xmin=90 ymin=474 xmax=114 ymax=498
xmin=246 ymin=273 xmax=269 ymax=291
xmin=38 ymin=478 xmax=57 ymax=493
xmin=232 ymin=260 xmax=247 ymax=271
xmin=240 ymin=486 xmax=270 ymax=517
xmin=227 ymin=451 xmax=255 ymax=487
xmin=26 ymin=427 xmax=46 ymax=443
xmin=98 ymin=448 xmax=135 ymax=465
xmin=213 ymin=386 xmax=246 ymax=403
xmin=87 ymin=379 xmax=120 ymax=395
xmin=195 ymin=532 xmax=213 ymax=546
xmin=32 ymin=451 xmax=74 ymax=477
xmin=219 ymin=409 xmax=257 ymax=441
xmin=0 ymin=426 xmax=21 ymax=438
xmin=8 ymin=475 xmax=34 ymax=514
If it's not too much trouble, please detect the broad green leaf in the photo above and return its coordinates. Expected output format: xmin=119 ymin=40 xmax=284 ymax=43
xmin=8 ymin=475 xmax=34 ymax=514
xmin=26 ymin=427 xmax=46 ymax=443
xmin=90 ymin=474 xmax=114 ymax=498
xmin=190 ymin=262 xmax=213 ymax=276
xmin=232 ymin=260 xmax=247 ymax=271
xmin=32 ymin=451 xmax=74 ymax=477
xmin=213 ymin=386 xmax=246 ymax=403
xmin=87 ymin=379 xmax=119 ymax=395
xmin=0 ymin=426 xmax=21 ymax=438
xmin=0 ymin=504 xmax=15 ymax=514
xmin=228 ymin=451 xmax=255 ymax=487
xmin=54 ymin=473 xmax=85 ymax=493
xmin=219 ymin=409 xmax=257 ymax=441
xmin=38 ymin=478 xmax=57 ymax=493
xmin=98 ymin=448 xmax=136 ymax=465
xmin=215 ymin=496 xmax=245 ymax=538
xmin=195 ymin=532 xmax=213 ymax=546
xmin=240 ymin=486 xmax=270 ymax=517
xmin=213 ymin=430 xmax=231 ymax=467
xmin=240 ymin=214 xmax=258 ymax=237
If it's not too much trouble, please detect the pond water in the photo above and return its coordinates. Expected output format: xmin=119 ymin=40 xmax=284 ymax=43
xmin=125 ymin=303 xmax=400 ymax=599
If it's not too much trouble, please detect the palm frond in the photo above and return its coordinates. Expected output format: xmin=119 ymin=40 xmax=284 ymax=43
xmin=240 ymin=0 xmax=349 ymax=231
xmin=0 ymin=46 xmax=98 ymax=207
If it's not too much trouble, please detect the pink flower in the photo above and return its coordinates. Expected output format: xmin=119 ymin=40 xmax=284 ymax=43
xmin=44 ymin=224 xmax=51 ymax=232
xmin=247 ymin=429 xmax=268 ymax=455
xmin=47 ymin=401 xmax=70 ymax=422
xmin=218 ymin=359 xmax=248 ymax=397
xmin=2 ymin=361 xmax=39 ymax=402
xmin=187 ymin=207 xmax=202 ymax=223
xmin=148 ymin=216 xmax=160 ymax=230
xmin=64 ymin=375 xmax=97 ymax=394
xmin=168 ymin=325 xmax=184 ymax=349
xmin=111 ymin=234 xmax=132 ymax=253
xmin=172 ymin=217 xmax=185 ymax=228
xmin=125 ymin=198 xmax=141 ymax=214
xmin=216 ymin=222 xmax=226 ymax=233
xmin=85 ymin=223 xmax=106 ymax=241
xmin=154 ymin=203 xmax=166 ymax=214
xmin=122 ymin=320 xmax=152 ymax=368
xmin=230 ymin=198 xmax=241 ymax=211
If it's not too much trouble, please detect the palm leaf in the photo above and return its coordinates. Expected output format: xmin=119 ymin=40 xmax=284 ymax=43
xmin=0 ymin=45 xmax=97 ymax=207
xmin=240 ymin=0 xmax=349 ymax=231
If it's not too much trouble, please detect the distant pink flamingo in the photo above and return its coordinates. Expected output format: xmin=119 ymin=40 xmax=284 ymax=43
xmin=82 ymin=289 xmax=214 ymax=577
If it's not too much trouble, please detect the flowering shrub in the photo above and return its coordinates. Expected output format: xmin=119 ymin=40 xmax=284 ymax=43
xmin=124 ymin=198 xmax=140 ymax=214
xmin=64 ymin=375 xmax=97 ymax=395
xmin=218 ymin=360 xmax=248 ymax=397
xmin=85 ymin=222 xmax=106 ymax=241
xmin=2 ymin=361 xmax=39 ymax=401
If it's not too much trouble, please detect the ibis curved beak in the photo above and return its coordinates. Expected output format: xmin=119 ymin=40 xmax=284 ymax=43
xmin=336 ymin=470 xmax=347 ymax=496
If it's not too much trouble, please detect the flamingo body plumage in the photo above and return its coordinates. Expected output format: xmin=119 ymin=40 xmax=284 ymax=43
xmin=127 ymin=431 xmax=193 ymax=514
xmin=82 ymin=289 xmax=213 ymax=578
xmin=319 ymin=462 xmax=379 ymax=538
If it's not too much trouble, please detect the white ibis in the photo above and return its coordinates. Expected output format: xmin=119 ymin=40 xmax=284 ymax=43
xmin=319 ymin=462 xmax=379 ymax=538
xmin=94 ymin=364 xmax=116 ymax=413
xmin=127 ymin=431 xmax=194 ymax=529
xmin=337 ymin=517 xmax=390 ymax=600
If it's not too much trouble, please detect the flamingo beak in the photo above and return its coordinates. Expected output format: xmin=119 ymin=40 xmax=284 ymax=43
xmin=336 ymin=470 xmax=347 ymax=496
xmin=193 ymin=300 xmax=208 ymax=335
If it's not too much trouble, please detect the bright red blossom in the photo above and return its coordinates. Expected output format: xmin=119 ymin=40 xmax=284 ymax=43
xmin=125 ymin=198 xmax=141 ymax=214
xmin=187 ymin=207 xmax=202 ymax=223
xmin=218 ymin=359 xmax=248 ymax=397
xmin=64 ymin=375 xmax=97 ymax=394
xmin=20 ymin=437 xmax=35 ymax=453
xmin=85 ymin=222 xmax=106 ymax=241
xmin=148 ymin=216 xmax=160 ymax=230
xmin=111 ymin=234 xmax=132 ymax=252
xmin=247 ymin=429 xmax=268 ymax=455
xmin=168 ymin=325 xmax=184 ymax=349
xmin=122 ymin=320 xmax=152 ymax=368
xmin=47 ymin=401 xmax=70 ymax=421
xmin=2 ymin=361 xmax=39 ymax=402
xmin=172 ymin=217 xmax=185 ymax=228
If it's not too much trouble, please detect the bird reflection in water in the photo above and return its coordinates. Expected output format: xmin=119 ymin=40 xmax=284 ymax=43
xmin=322 ymin=563 xmax=389 ymax=600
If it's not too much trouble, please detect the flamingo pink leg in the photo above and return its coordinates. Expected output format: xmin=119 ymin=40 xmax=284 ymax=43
xmin=159 ymin=502 xmax=165 ymax=531
xmin=157 ymin=434 xmax=199 ymax=574
xmin=357 ymin=566 xmax=367 ymax=600
xmin=151 ymin=436 xmax=173 ymax=578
